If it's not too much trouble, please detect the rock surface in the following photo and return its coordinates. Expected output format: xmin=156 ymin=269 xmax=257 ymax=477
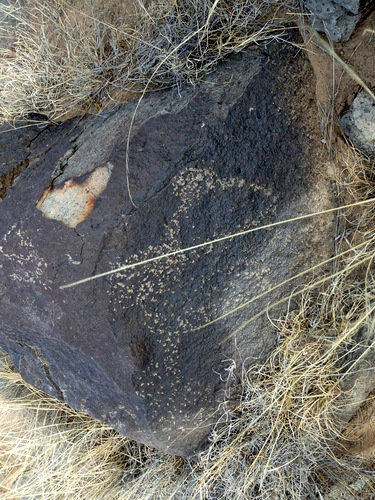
xmin=303 ymin=0 xmax=371 ymax=42
xmin=341 ymin=89 xmax=375 ymax=157
xmin=0 ymin=38 xmax=336 ymax=456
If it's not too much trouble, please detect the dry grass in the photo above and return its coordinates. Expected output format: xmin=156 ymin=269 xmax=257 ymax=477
xmin=0 ymin=0 xmax=297 ymax=123
xmin=194 ymin=290 xmax=375 ymax=499
xmin=0 ymin=353 xmax=134 ymax=498
xmin=1 ymin=1 xmax=375 ymax=498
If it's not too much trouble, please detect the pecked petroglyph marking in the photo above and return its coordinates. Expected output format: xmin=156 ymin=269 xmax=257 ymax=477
xmin=0 ymin=222 xmax=50 ymax=288
xmin=36 ymin=163 xmax=113 ymax=228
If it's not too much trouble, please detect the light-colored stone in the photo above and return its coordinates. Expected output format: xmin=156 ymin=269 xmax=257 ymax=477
xmin=303 ymin=0 xmax=362 ymax=42
xmin=341 ymin=90 xmax=375 ymax=157
xmin=37 ymin=163 xmax=113 ymax=228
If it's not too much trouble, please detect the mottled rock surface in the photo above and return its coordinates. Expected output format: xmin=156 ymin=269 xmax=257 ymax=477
xmin=0 ymin=38 xmax=336 ymax=456
xmin=341 ymin=89 xmax=375 ymax=157
xmin=303 ymin=0 xmax=372 ymax=42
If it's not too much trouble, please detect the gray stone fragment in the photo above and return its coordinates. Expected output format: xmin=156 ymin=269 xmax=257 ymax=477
xmin=303 ymin=0 xmax=361 ymax=42
xmin=341 ymin=90 xmax=375 ymax=157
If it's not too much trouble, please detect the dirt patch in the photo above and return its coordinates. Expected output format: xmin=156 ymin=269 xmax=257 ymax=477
xmin=300 ymin=10 xmax=375 ymax=137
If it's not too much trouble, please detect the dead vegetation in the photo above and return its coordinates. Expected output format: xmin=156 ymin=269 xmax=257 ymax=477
xmin=0 ymin=0 xmax=297 ymax=123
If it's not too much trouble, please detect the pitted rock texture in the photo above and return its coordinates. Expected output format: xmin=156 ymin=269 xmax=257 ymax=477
xmin=341 ymin=89 xmax=375 ymax=157
xmin=303 ymin=0 xmax=373 ymax=42
xmin=0 ymin=38 xmax=336 ymax=456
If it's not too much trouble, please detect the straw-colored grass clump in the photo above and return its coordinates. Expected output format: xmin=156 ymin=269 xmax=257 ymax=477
xmin=197 ymin=291 xmax=375 ymax=498
xmin=0 ymin=0 xmax=296 ymax=123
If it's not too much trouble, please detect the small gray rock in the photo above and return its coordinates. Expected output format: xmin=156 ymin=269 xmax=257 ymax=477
xmin=303 ymin=0 xmax=361 ymax=42
xmin=341 ymin=90 xmax=375 ymax=158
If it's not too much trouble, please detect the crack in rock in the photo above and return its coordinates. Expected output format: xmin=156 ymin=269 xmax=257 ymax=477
xmin=0 ymin=125 xmax=46 ymax=201
xmin=29 ymin=345 xmax=64 ymax=401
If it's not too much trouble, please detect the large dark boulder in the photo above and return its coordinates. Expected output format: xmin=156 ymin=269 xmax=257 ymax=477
xmin=0 ymin=39 xmax=335 ymax=456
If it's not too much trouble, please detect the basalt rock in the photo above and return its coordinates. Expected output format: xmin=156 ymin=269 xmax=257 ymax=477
xmin=303 ymin=0 xmax=373 ymax=42
xmin=0 ymin=38 xmax=336 ymax=456
xmin=341 ymin=89 xmax=375 ymax=158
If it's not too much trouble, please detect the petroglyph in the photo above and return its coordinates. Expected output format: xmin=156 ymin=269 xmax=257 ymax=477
xmin=36 ymin=163 xmax=113 ymax=228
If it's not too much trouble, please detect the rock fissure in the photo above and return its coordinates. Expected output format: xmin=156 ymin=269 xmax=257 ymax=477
xmin=49 ymin=132 xmax=81 ymax=187
xmin=0 ymin=158 xmax=30 ymax=201
xmin=74 ymin=228 xmax=85 ymax=265
xmin=0 ymin=125 xmax=47 ymax=201
xmin=28 ymin=345 xmax=64 ymax=401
